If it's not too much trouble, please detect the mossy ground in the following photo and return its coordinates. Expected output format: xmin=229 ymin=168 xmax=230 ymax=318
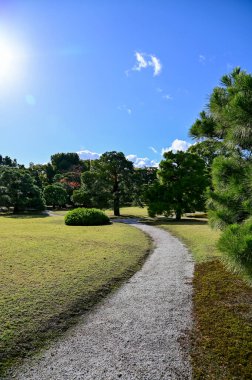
xmin=192 ymin=260 xmax=252 ymax=379
xmin=0 ymin=214 xmax=151 ymax=375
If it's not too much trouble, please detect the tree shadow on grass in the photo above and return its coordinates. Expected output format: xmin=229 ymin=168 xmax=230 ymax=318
xmin=3 ymin=212 xmax=49 ymax=219
xmin=110 ymin=214 xmax=209 ymax=226
xmin=147 ymin=217 xmax=209 ymax=226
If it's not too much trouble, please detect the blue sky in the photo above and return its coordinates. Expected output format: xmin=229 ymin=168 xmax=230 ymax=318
xmin=0 ymin=0 xmax=252 ymax=167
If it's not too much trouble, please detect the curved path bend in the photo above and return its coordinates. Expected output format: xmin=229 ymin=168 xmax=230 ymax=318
xmin=8 ymin=223 xmax=194 ymax=380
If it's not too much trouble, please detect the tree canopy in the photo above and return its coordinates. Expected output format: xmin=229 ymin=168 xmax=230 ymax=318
xmin=190 ymin=67 xmax=252 ymax=265
xmin=80 ymin=151 xmax=134 ymax=215
xmin=145 ymin=151 xmax=208 ymax=220
xmin=0 ymin=167 xmax=45 ymax=212
xmin=43 ymin=184 xmax=68 ymax=208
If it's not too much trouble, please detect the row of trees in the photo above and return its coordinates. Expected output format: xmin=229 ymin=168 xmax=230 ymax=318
xmin=1 ymin=148 xmax=209 ymax=219
xmin=0 ymin=152 xmax=158 ymax=215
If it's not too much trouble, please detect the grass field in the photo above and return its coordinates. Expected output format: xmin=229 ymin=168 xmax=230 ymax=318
xmin=2 ymin=207 xmax=251 ymax=378
xmin=106 ymin=206 xmax=149 ymax=218
xmin=0 ymin=214 xmax=150 ymax=375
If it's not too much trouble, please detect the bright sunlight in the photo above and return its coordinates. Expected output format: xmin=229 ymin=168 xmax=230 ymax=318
xmin=0 ymin=36 xmax=26 ymax=85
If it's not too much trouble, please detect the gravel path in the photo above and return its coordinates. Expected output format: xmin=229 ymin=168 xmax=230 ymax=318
xmin=8 ymin=223 xmax=194 ymax=380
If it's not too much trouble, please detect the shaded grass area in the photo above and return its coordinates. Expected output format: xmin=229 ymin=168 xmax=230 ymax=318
xmin=155 ymin=219 xmax=252 ymax=379
xmin=0 ymin=215 xmax=151 ymax=375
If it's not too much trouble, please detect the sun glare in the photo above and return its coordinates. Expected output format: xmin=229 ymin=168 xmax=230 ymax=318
xmin=0 ymin=36 xmax=26 ymax=85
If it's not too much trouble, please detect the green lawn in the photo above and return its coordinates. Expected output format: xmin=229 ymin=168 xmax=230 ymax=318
xmin=106 ymin=206 xmax=149 ymax=218
xmin=0 ymin=214 xmax=150 ymax=374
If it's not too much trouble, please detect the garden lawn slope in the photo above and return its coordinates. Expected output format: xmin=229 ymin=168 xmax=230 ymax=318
xmin=0 ymin=215 xmax=150 ymax=375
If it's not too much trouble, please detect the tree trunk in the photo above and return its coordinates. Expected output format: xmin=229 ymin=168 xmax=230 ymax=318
xmin=113 ymin=176 xmax=120 ymax=216
xmin=13 ymin=205 xmax=19 ymax=213
xmin=175 ymin=209 xmax=182 ymax=221
xmin=114 ymin=192 xmax=120 ymax=216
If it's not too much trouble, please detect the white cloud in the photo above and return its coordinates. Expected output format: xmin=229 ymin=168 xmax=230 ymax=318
xmin=199 ymin=54 xmax=206 ymax=64
xmin=149 ymin=55 xmax=162 ymax=76
xmin=77 ymin=150 xmax=101 ymax=160
xmin=117 ymin=104 xmax=132 ymax=115
xmin=127 ymin=154 xmax=159 ymax=168
xmin=161 ymin=139 xmax=191 ymax=155
xmin=163 ymin=94 xmax=173 ymax=101
xmin=134 ymin=52 xmax=148 ymax=71
xmin=131 ymin=51 xmax=162 ymax=76
xmin=149 ymin=146 xmax=158 ymax=154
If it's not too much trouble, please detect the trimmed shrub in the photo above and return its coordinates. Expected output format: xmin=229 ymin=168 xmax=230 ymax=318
xmin=65 ymin=207 xmax=110 ymax=226
xmin=218 ymin=218 xmax=252 ymax=264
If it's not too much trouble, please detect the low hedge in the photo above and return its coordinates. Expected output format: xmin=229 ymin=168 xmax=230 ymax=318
xmin=65 ymin=208 xmax=110 ymax=226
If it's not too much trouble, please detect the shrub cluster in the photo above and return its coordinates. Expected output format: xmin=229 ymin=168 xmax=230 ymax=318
xmin=218 ymin=218 xmax=252 ymax=264
xmin=65 ymin=207 xmax=110 ymax=226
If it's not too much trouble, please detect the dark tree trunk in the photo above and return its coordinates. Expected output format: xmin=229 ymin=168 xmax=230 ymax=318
xmin=13 ymin=205 xmax=19 ymax=213
xmin=113 ymin=176 xmax=120 ymax=216
xmin=175 ymin=209 xmax=182 ymax=221
xmin=114 ymin=192 xmax=120 ymax=216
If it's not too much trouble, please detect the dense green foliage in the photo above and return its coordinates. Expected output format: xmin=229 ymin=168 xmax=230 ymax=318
xmin=0 ymin=167 xmax=45 ymax=212
xmin=43 ymin=184 xmax=68 ymax=208
xmin=145 ymin=151 xmax=208 ymax=220
xmin=80 ymin=151 xmax=134 ymax=216
xmin=207 ymin=156 xmax=251 ymax=229
xmin=218 ymin=218 xmax=252 ymax=265
xmin=71 ymin=189 xmax=87 ymax=206
xmin=80 ymin=170 xmax=111 ymax=209
xmin=190 ymin=67 xmax=252 ymax=265
xmin=0 ymin=155 xmax=18 ymax=168
xmin=51 ymin=152 xmax=86 ymax=172
xmin=65 ymin=207 xmax=110 ymax=226
xmin=187 ymin=140 xmax=232 ymax=170
xmin=0 ymin=151 xmax=157 ymax=214
xmin=132 ymin=167 xmax=157 ymax=206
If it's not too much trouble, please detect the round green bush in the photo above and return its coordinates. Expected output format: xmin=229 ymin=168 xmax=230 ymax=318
xmin=65 ymin=208 xmax=110 ymax=226
xmin=218 ymin=218 xmax=252 ymax=264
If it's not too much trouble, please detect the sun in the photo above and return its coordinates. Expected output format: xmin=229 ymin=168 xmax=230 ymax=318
xmin=0 ymin=36 xmax=26 ymax=85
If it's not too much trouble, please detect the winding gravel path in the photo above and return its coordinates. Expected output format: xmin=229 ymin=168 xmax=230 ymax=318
xmin=8 ymin=223 xmax=194 ymax=380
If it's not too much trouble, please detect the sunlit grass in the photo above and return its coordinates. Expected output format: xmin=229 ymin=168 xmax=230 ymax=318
xmin=155 ymin=219 xmax=221 ymax=262
xmin=0 ymin=214 xmax=150 ymax=374
xmin=106 ymin=206 xmax=149 ymax=218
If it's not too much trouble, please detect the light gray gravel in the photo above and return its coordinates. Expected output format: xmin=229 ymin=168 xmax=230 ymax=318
xmin=7 ymin=223 xmax=194 ymax=380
